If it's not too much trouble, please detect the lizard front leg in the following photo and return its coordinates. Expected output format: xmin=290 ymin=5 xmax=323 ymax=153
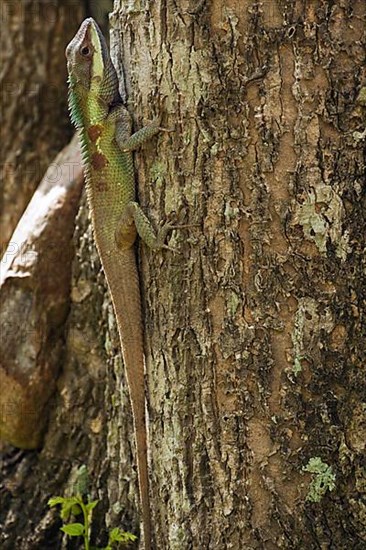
xmin=111 ymin=108 xmax=177 ymax=250
xmin=109 ymin=104 xmax=164 ymax=151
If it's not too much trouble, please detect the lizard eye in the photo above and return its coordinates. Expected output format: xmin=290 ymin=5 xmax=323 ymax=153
xmin=80 ymin=46 xmax=90 ymax=56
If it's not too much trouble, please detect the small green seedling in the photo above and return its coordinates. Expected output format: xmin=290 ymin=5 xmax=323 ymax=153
xmin=99 ymin=527 xmax=137 ymax=550
xmin=48 ymin=495 xmax=137 ymax=549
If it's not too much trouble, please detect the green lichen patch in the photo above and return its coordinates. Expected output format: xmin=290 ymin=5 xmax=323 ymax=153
xmin=356 ymin=86 xmax=366 ymax=106
xmin=302 ymin=457 xmax=336 ymax=503
xmin=149 ymin=160 xmax=166 ymax=186
xmin=293 ymin=184 xmax=350 ymax=261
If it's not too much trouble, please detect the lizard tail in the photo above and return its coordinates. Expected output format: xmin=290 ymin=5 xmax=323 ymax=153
xmin=104 ymin=249 xmax=151 ymax=550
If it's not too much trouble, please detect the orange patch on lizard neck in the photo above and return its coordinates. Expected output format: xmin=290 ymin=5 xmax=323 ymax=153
xmin=88 ymin=124 xmax=103 ymax=142
xmin=91 ymin=152 xmax=108 ymax=170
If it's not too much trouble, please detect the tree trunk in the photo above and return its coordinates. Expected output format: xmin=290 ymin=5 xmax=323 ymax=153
xmin=115 ymin=0 xmax=366 ymax=547
xmin=1 ymin=1 xmax=365 ymax=549
xmin=0 ymin=0 xmax=84 ymax=252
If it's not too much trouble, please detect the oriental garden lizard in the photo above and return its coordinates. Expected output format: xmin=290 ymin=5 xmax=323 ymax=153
xmin=66 ymin=18 xmax=174 ymax=550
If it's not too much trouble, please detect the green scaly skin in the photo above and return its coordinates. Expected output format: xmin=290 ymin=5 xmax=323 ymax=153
xmin=66 ymin=18 xmax=169 ymax=550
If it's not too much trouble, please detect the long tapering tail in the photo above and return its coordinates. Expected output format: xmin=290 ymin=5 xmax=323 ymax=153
xmin=103 ymin=248 xmax=151 ymax=550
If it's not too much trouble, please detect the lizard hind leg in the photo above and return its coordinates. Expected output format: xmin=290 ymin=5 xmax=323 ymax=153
xmin=114 ymin=206 xmax=137 ymax=250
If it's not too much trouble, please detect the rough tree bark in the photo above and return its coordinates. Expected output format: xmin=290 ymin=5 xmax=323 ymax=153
xmin=0 ymin=0 xmax=83 ymax=252
xmin=116 ymin=1 xmax=365 ymax=548
xmin=1 ymin=1 xmax=365 ymax=549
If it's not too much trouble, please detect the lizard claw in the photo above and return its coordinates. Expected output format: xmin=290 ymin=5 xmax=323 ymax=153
xmin=150 ymin=115 xmax=174 ymax=133
xmin=156 ymin=220 xmax=199 ymax=252
xmin=158 ymin=126 xmax=175 ymax=133
xmin=156 ymin=221 xmax=175 ymax=247
xmin=161 ymin=244 xmax=181 ymax=253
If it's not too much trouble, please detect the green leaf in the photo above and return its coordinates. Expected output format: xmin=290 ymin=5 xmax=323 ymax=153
xmin=60 ymin=522 xmax=85 ymax=537
xmin=71 ymin=504 xmax=82 ymax=516
xmin=109 ymin=527 xmax=123 ymax=542
xmin=60 ymin=497 xmax=82 ymax=520
xmin=75 ymin=464 xmax=89 ymax=496
xmin=48 ymin=496 xmax=65 ymax=507
xmin=109 ymin=527 xmax=137 ymax=543
xmin=85 ymin=499 xmax=99 ymax=513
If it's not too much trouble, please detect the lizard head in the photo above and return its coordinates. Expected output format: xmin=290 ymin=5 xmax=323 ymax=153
xmin=65 ymin=18 xmax=120 ymax=106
